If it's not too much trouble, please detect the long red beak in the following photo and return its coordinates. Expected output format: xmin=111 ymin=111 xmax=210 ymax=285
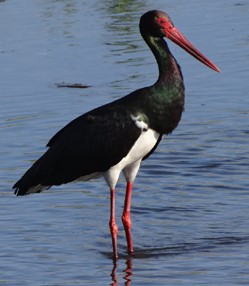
xmin=165 ymin=26 xmax=220 ymax=73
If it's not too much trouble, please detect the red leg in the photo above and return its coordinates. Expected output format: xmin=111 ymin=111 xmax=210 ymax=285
xmin=122 ymin=182 xmax=134 ymax=256
xmin=109 ymin=188 xmax=118 ymax=259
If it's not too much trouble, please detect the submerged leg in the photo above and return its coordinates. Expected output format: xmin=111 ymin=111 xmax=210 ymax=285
xmin=122 ymin=182 xmax=134 ymax=256
xmin=109 ymin=188 xmax=118 ymax=259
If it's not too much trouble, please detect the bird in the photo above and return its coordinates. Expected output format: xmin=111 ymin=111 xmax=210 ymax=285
xmin=13 ymin=10 xmax=220 ymax=259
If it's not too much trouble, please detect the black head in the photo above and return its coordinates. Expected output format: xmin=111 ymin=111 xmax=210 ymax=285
xmin=139 ymin=10 xmax=174 ymax=38
xmin=139 ymin=10 xmax=220 ymax=72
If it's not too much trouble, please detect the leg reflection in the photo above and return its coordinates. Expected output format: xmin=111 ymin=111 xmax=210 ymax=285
xmin=110 ymin=257 xmax=133 ymax=286
xmin=124 ymin=258 xmax=132 ymax=285
xmin=111 ymin=259 xmax=118 ymax=286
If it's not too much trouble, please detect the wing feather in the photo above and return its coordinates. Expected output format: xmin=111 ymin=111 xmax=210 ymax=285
xmin=13 ymin=105 xmax=141 ymax=195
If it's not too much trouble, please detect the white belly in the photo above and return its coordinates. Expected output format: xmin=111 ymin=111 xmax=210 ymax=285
xmin=104 ymin=128 xmax=160 ymax=189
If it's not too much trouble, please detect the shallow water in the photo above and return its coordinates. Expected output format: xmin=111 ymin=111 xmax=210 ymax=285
xmin=1 ymin=0 xmax=249 ymax=285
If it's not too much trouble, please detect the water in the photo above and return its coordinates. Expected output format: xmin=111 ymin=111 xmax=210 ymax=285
xmin=1 ymin=0 xmax=249 ymax=285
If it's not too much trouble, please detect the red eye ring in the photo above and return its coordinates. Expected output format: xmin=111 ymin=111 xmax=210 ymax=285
xmin=157 ymin=17 xmax=172 ymax=30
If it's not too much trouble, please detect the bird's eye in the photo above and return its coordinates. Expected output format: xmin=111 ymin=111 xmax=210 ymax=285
xmin=157 ymin=17 xmax=172 ymax=29
xmin=158 ymin=18 xmax=166 ymax=25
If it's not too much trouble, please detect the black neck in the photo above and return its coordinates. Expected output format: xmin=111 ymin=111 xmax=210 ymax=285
xmin=143 ymin=35 xmax=183 ymax=86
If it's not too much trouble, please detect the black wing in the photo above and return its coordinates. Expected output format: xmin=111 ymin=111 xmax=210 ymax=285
xmin=13 ymin=104 xmax=142 ymax=195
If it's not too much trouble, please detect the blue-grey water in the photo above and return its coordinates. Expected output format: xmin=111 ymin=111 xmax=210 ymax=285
xmin=1 ymin=0 xmax=249 ymax=285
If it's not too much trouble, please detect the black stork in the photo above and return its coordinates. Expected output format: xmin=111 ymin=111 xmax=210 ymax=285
xmin=13 ymin=10 xmax=220 ymax=259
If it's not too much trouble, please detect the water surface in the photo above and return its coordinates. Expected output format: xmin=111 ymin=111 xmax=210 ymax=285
xmin=1 ymin=0 xmax=249 ymax=285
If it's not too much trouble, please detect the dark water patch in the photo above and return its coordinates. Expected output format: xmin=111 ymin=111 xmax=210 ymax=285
xmin=202 ymin=236 xmax=249 ymax=246
xmin=102 ymin=235 xmax=249 ymax=261
xmin=124 ymin=235 xmax=249 ymax=259
xmin=133 ymin=205 xmax=197 ymax=215
xmin=56 ymin=82 xmax=91 ymax=88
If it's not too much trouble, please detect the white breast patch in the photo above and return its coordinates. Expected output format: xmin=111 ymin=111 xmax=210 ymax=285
xmin=130 ymin=114 xmax=148 ymax=131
